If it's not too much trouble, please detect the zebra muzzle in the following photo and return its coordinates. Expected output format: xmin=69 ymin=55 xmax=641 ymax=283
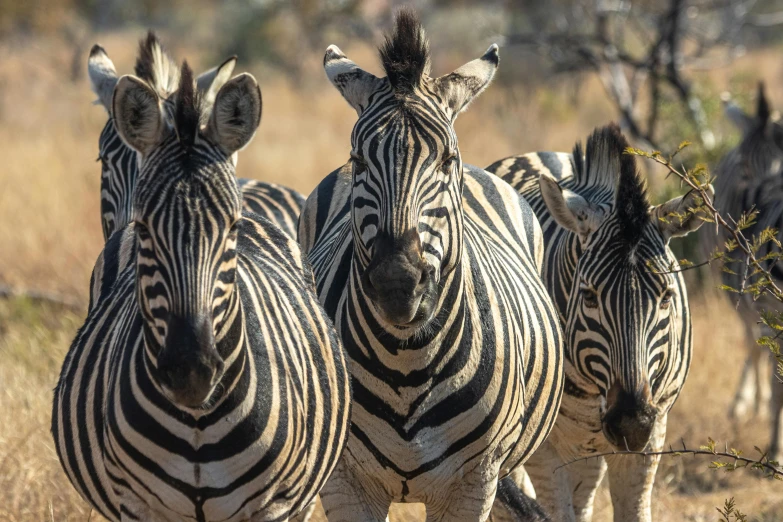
xmin=156 ymin=314 xmax=226 ymax=408
xmin=601 ymin=382 xmax=658 ymax=451
xmin=361 ymin=228 xmax=437 ymax=326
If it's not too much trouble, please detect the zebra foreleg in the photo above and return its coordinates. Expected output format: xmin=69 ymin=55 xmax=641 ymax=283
xmin=604 ymin=414 xmax=667 ymax=522
xmin=514 ymin=438 xmax=603 ymax=522
xmin=424 ymin=464 xmax=501 ymax=522
xmin=289 ymin=497 xmax=317 ymax=522
xmin=769 ymin=367 xmax=783 ymax=462
xmin=731 ymin=311 xmax=769 ymax=420
xmin=318 ymin=459 xmax=391 ymax=522
xmin=555 ymin=454 xmax=606 ymax=522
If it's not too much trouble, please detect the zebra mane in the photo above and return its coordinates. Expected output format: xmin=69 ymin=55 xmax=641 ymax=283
xmin=135 ymin=31 xmax=180 ymax=99
xmin=614 ymin=143 xmax=649 ymax=252
xmin=379 ymin=8 xmax=431 ymax=94
xmin=174 ymin=62 xmax=202 ymax=150
xmin=574 ymin=124 xmax=650 ymax=251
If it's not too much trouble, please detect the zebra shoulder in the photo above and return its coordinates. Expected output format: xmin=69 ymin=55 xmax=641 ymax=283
xmin=239 ymin=211 xmax=313 ymax=280
xmin=462 ymin=164 xmax=545 ymax=269
xmin=298 ymin=163 xmax=352 ymax=254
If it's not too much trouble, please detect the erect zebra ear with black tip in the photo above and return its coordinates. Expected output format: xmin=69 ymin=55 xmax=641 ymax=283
xmin=724 ymin=83 xmax=774 ymax=136
xmin=757 ymin=82 xmax=772 ymax=127
xmin=324 ymin=45 xmax=386 ymax=116
xmin=435 ymin=44 xmax=499 ymax=121
xmin=197 ymin=55 xmax=237 ymax=110
xmin=539 ymin=173 xmax=606 ymax=238
xmin=206 ymin=73 xmax=262 ymax=154
xmin=652 ymin=185 xmax=714 ymax=242
xmin=112 ymin=75 xmax=165 ymax=155
xmin=88 ymin=44 xmax=118 ymax=113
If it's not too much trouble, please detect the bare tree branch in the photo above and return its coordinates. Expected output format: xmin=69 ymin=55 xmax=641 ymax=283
xmin=503 ymin=0 xmax=768 ymax=152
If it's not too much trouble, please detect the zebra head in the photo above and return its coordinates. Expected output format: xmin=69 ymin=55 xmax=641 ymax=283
xmin=111 ymin=62 xmax=262 ymax=409
xmin=88 ymin=32 xmax=238 ymax=241
xmin=717 ymin=83 xmax=783 ymax=194
xmin=540 ymin=125 xmax=712 ymax=451
xmin=324 ymin=9 xmax=498 ymax=328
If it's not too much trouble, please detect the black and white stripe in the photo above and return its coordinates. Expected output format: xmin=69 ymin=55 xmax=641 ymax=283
xmin=298 ymin=11 xmax=563 ymax=521
xmin=486 ymin=124 xmax=709 ymax=522
xmin=53 ymin=63 xmax=350 ymax=522
xmin=712 ymin=84 xmax=783 ymax=460
xmin=88 ymin=33 xmax=304 ymax=244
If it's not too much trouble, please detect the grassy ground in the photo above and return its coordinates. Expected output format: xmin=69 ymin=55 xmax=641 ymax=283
xmin=3 ymin=292 xmax=781 ymax=521
xmin=3 ymin=31 xmax=783 ymax=521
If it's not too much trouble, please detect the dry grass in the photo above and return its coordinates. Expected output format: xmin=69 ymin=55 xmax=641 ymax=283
xmin=2 ymin=31 xmax=783 ymax=521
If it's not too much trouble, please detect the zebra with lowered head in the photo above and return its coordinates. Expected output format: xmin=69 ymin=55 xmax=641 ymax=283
xmin=486 ymin=125 xmax=711 ymax=522
xmin=52 ymin=62 xmax=351 ymax=521
xmin=714 ymin=84 xmax=783 ymax=460
xmin=87 ymin=32 xmax=304 ymax=243
xmin=298 ymin=10 xmax=563 ymax=521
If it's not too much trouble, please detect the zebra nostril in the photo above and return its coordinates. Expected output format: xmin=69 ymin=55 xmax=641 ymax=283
xmin=603 ymin=421 xmax=618 ymax=445
xmin=418 ymin=270 xmax=427 ymax=286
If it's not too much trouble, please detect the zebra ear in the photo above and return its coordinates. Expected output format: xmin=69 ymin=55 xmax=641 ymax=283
xmin=324 ymin=45 xmax=384 ymax=116
xmin=88 ymin=44 xmax=118 ymax=113
xmin=539 ymin=173 xmax=605 ymax=238
xmin=652 ymin=185 xmax=714 ymax=242
xmin=197 ymin=55 xmax=237 ymax=110
xmin=206 ymin=73 xmax=262 ymax=154
xmin=435 ymin=44 xmax=499 ymax=120
xmin=112 ymin=75 xmax=165 ymax=155
xmin=723 ymin=84 xmax=773 ymax=135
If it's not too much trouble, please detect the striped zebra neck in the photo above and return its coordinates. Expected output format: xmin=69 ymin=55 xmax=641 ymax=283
xmin=544 ymin=228 xmax=581 ymax=326
xmin=98 ymin=120 xmax=138 ymax=240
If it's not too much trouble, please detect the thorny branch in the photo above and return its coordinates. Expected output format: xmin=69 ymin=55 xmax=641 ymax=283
xmin=632 ymin=146 xmax=783 ymax=301
xmin=555 ymin=438 xmax=783 ymax=480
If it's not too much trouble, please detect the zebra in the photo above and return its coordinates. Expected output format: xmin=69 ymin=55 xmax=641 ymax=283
xmin=298 ymin=10 xmax=563 ymax=521
xmin=712 ymin=84 xmax=783 ymax=460
xmin=486 ymin=124 xmax=711 ymax=522
xmin=88 ymin=32 xmax=304 ymax=243
xmin=52 ymin=62 xmax=351 ymax=521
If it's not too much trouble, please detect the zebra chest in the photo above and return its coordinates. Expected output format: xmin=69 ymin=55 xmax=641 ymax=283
xmin=103 ymin=370 xmax=299 ymax=519
xmin=344 ymin=321 xmax=521 ymax=483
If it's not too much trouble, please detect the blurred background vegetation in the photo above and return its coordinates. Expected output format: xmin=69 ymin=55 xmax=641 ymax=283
xmin=3 ymin=0 xmax=783 ymax=520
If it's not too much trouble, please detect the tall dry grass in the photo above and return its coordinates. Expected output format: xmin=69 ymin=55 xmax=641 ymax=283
xmin=2 ymin=30 xmax=783 ymax=521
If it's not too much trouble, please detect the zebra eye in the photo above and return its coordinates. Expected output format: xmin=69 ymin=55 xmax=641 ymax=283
xmin=351 ymin=154 xmax=367 ymax=170
xmin=135 ymin=223 xmax=150 ymax=239
xmin=580 ymin=287 xmax=598 ymax=308
xmin=441 ymin=155 xmax=457 ymax=173
xmin=661 ymin=289 xmax=674 ymax=309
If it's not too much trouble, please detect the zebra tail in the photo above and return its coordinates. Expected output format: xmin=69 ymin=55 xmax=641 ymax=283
xmin=495 ymin=476 xmax=551 ymax=522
